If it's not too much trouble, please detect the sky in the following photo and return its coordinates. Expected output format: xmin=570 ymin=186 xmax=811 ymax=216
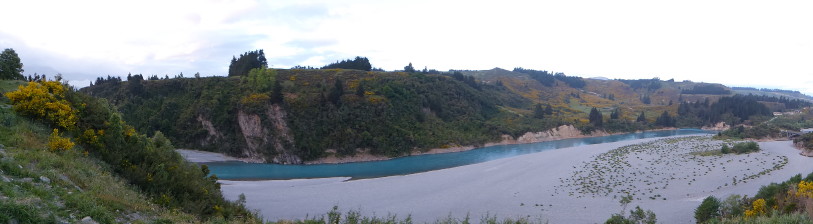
xmin=1 ymin=0 xmax=812 ymax=94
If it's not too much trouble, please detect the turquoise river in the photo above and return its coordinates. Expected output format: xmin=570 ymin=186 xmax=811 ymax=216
xmin=206 ymin=129 xmax=715 ymax=180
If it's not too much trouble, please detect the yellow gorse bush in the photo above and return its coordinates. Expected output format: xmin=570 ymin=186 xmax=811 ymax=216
xmin=797 ymin=180 xmax=813 ymax=198
xmin=48 ymin=129 xmax=75 ymax=151
xmin=744 ymin=198 xmax=767 ymax=219
xmin=4 ymin=81 xmax=77 ymax=130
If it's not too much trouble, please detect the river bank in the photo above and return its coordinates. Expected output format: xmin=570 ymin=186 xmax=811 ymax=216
xmin=179 ymin=126 xmax=687 ymax=165
xmin=306 ymin=125 xmax=615 ymax=164
xmin=218 ymin=137 xmax=813 ymax=223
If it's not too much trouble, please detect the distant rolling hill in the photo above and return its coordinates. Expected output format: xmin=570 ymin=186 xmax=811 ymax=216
xmin=732 ymin=87 xmax=813 ymax=102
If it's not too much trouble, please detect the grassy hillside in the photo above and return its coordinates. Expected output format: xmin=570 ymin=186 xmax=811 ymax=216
xmin=0 ymin=108 xmax=199 ymax=223
xmin=1 ymin=80 xmax=259 ymax=223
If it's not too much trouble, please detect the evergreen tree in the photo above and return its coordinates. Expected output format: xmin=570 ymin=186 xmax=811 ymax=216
xmin=545 ymin=104 xmax=554 ymax=115
xmin=355 ymin=83 xmax=365 ymax=97
xmin=513 ymin=67 xmax=556 ymax=87
xmin=328 ymin=78 xmax=344 ymax=105
xmin=610 ymin=108 xmax=621 ymax=120
xmin=533 ymin=104 xmax=545 ymax=119
xmin=228 ymin=49 xmax=268 ymax=77
xmin=0 ymin=48 xmax=24 ymax=80
xmin=589 ymin=107 xmax=603 ymax=127
xmin=641 ymin=95 xmax=651 ymax=104
xmin=637 ymin=111 xmax=647 ymax=123
xmin=404 ymin=63 xmax=415 ymax=73
xmin=270 ymin=78 xmax=284 ymax=104
xmin=655 ymin=111 xmax=674 ymax=127
xmin=320 ymin=56 xmax=372 ymax=71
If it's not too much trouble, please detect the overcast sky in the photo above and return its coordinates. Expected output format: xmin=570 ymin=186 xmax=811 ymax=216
xmin=1 ymin=0 xmax=812 ymax=94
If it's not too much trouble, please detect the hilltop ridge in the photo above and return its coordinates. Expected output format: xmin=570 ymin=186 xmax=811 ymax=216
xmin=81 ymin=67 xmax=812 ymax=164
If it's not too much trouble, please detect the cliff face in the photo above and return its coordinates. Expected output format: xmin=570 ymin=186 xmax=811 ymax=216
xmin=234 ymin=104 xmax=301 ymax=164
xmin=702 ymin=122 xmax=730 ymax=131
xmin=515 ymin=125 xmax=609 ymax=143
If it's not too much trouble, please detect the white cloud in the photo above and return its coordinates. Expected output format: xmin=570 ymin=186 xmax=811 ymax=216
xmin=0 ymin=0 xmax=811 ymax=94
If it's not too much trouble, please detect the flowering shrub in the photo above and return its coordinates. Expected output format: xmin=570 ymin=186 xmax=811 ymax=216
xmin=48 ymin=129 xmax=74 ymax=151
xmin=4 ymin=81 xmax=77 ymax=129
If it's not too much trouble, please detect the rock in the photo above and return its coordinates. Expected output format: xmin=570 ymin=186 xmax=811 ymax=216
xmin=39 ymin=176 xmax=51 ymax=184
xmin=20 ymin=177 xmax=32 ymax=183
xmin=80 ymin=216 xmax=98 ymax=224
xmin=516 ymin=125 xmax=609 ymax=144
xmin=1 ymin=175 xmax=10 ymax=183
xmin=702 ymin=122 xmax=730 ymax=131
xmin=8 ymin=219 xmax=19 ymax=224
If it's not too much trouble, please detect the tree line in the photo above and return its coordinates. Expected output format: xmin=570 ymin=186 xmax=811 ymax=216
xmin=681 ymin=84 xmax=731 ymax=95
xmin=512 ymin=67 xmax=586 ymax=88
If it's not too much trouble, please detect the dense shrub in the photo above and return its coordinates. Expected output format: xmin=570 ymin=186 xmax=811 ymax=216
xmin=731 ymin=142 xmax=759 ymax=154
xmin=695 ymin=196 xmax=721 ymax=223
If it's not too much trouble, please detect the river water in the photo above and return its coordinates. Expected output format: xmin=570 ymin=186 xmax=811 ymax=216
xmin=206 ymin=129 xmax=715 ymax=180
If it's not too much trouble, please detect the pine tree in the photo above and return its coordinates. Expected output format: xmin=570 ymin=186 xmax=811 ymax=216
xmin=270 ymin=78 xmax=283 ymax=104
xmin=355 ymin=83 xmax=365 ymax=97
xmin=641 ymin=95 xmax=651 ymax=104
xmin=328 ymin=78 xmax=344 ymax=105
xmin=610 ymin=108 xmax=621 ymax=120
xmin=637 ymin=111 xmax=647 ymax=123
xmin=589 ymin=107 xmax=603 ymax=127
xmin=655 ymin=111 xmax=673 ymax=127
xmin=533 ymin=104 xmax=545 ymax=119
xmin=404 ymin=63 xmax=415 ymax=73
xmin=320 ymin=56 xmax=372 ymax=71
xmin=228 ymin=50 xmax=268 ymax=77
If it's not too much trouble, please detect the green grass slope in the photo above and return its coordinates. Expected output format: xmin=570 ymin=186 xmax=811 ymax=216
xmin=1 ymin=80 xmax=260 ymax=223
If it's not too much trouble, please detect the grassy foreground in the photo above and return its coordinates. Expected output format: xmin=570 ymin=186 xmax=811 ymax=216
xmin=0 ymin=98 xmax=201 ymax=223
xmin=1 ymin=79 xmax=262 ymax=223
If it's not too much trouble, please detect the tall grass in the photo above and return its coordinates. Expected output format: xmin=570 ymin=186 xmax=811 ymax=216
xmin=269 ymin=206 xmax=547 ymax=224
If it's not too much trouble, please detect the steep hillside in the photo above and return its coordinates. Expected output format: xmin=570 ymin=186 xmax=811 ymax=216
xmin=1 ymin=103 xmax=198 ymax=223
xmin=83 ymin=69 xmax=558 ymax=163
xmin=1 ymin=80 xmax=258 ymax=223
xmin=81 ymin=68 xmax=810 ymax=164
